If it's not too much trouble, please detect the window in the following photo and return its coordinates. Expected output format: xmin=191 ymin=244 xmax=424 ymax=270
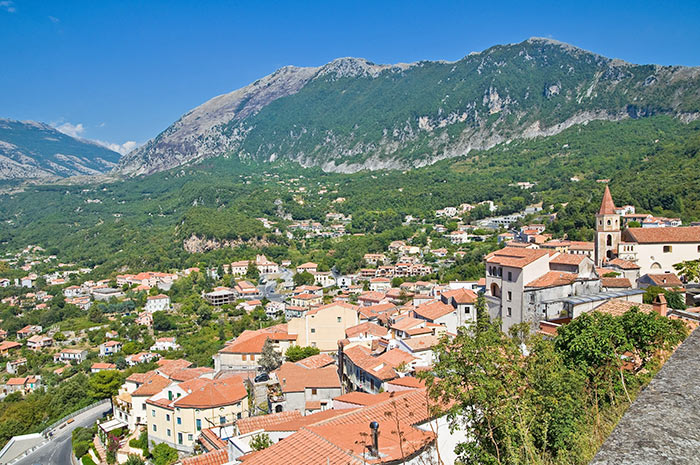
xmin=237 ymin=412 xmax=242 ymax=419
xmin=530 ymin=294 xmax=535 ymax=303
xmin=311 ymin=388 xmax=318 ymax=395
xmin=152 ymin=425 xmax=157 ymax=432
xmin=311 ymin=328 xmax=316 ymax=333
xmin=465 ymin=307 xmax=470 ymax=314
xmin=607 ymin=234 xmax=612 ymax=246
xmin=220 ymin=416 xmax=226 ymax=424
xmin=663 ymin=245 xmax=672 ymax=253
xmin=151 ymin=409 xmax=155 ymax=417
xmin=507 ymin=271 xmax=512 ymax=281
xmin=188 ymin=434 xmax=193 ymax=441
xmin=177 ymin=417 xmax=181 ymax=425
xmin=337 ymin=317 xmax=342 ymax=323
xmin=241 ymin=354 xmax=247 ymax=361
xmin=250 ymin=354 xmax=255 ymax=361
xmin=142 ymin=404 xmax=146 ymax=410
xmin=196 ymin=419 xmax=201 ymax=431
xmin=166 ymin=414 xmax=170 ymax=422
xmin=167 ymin=429 xmax=171 ymax=437
xmin=507 ymin=291 xmax=512 ymax=301
xmin=507 ymin=307 xmax=512 ymax=317
xmin=178 ymin=433 xmax=183 ymax=445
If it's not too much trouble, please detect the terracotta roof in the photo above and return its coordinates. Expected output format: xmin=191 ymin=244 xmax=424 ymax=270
xmin=400 ymin=335 xmax=441 ymax=352
xmin=342 ymin=345 xmax=398 ymax=381
xmin=239 ymin=426 xmax=364 ymax=465
xmin=595 ymin=299 xmax=654 ymax=317
xmin=599 ymin=185 xmax=617 ymax=215
xmin=263 ymin=408 xmax=352 ymax=432
xmin=169 ymin=366 xmax=214 ymax=382
xmin=181 ymin=449 xmax=228 ymax=465
xmin=379 ymin=348 xmax=417 ymax=367
xmin=550 ymin=253 xmax=587 ymax=266
xmin=386 ymin=376 xmax=426 ymax=389
xmin=391 ymin=314 xmax=426 ymax=332
xmin=295 ymin=353 xmax=335 ymax=369
xmin=608 ymin=258 xmax=641 ymax=270
xmin=133 ymin=374 xmax=171 ymax=396
xmin=173 ymin=376 xmax=247 ymax=409
xmin=624 ymin=226 xmax=700 ymax=244
xmin=306 ymin=302 xmax=358 ymax=316
xmin=601 ymin=277 xmax=632 ymax=288
xmin=305 ymin=400 xmax=322 ymax=410
xmin=358 ymin=291 xmax=387 ymax=302
xmin=91 ymin=362 xmax=116 ymax=370
xmin=199 ymin=428 xmax=227 ymax=451
xmin=485 ymin=247 xmax=551 ymax=269
xmin=237 ymin=410 xmax=303 ymax=435
xmin=345 ymin=321 xmax=388 ymax=339
xmin=333 ymin=391 xmax=395 ymax=406
xmin=413 ymin=301 xmax=454 ymax=321
xmin=645 ymin=273 xmax=684 ymax=288
xmin=220 ymin=332 xmax=292 ymax=355
xmin=526 ymin=271 xmax=578 ymax=288
xmin=275 ymin=363 xmax=340 ymax=393
xmin=156 ymin=359 xmax=193 ymax=376
xmin=441 ymin=288 xmax=478 ymax=304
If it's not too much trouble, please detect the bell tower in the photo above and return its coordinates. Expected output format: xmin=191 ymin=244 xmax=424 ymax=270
xmin=595 ymin=185 xmax=621 ymax=266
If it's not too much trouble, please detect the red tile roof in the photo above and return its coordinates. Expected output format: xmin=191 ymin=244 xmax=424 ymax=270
xmin=608 ymin=258 xmax=641 ymax=270
xmin=485 ymin=247 xmax=551 ymax=269
xmin=182 ymin=449 xmax=228 ymax=465
xmin=624 ymin=226 xmax=700 ymax=244
xmin=333 ymin=391 xmax=395 ymax=406
xmin=91 ymin=362 xmax=116 ymax=370
xmin=345 ymin=321 xmax=388 ymax=339
xmin=274 ymin=362 xmax=340 ymax=393
xmin=550 ymin=253 xmax=587 ymax=266
xmin=173 ymin=376 xmax=247 ymax=409
xmin=595 ymin=299 xmax=654 ymax=317
xmin=400 ymin=335 xmax=441 ymax=352
xmin=526 ymin=271 xmax=578 ymax=288
xmin=645 ymin=273 xmax=684 ymax=288
xmin=601 ymin=277 xmax=632 ymax=288
xmin=441 ymin=288 xmax=478 ymax=304
xmin=599 ymin=185 xmax=617 ymax=215
xmin=294 ymin=353 xmax=335 ymax=369
xmin=237 ymin=410 xmax=303 ymax=435
xmin=133 ymin=374 xmax=171 ymax=396
xmin=413 ymin=301 xmax=454 ymax=321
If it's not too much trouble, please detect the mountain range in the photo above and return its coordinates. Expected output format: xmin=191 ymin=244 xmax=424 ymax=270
xmin=0 ymin=119 xmax=121 ymax=180
xmin=116 ymin=37 xmax=700 ymax=176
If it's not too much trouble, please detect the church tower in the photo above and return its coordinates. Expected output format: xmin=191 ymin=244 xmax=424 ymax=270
xmin=595 ymin=185 xmax=621 ymax=266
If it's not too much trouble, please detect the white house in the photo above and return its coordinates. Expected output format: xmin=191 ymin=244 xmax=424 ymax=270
xmin=145 ymin=294 xmax=170 ymax=313
xmin=99 ymin=340 xmax=123 ymax=357
xmin=150 ymin=337 xmax=181 ymax=351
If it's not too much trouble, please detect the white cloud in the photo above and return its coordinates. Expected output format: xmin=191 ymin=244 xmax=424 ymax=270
xmin=0 ymin=1 xmax=16 ymax=13
xmin=49 ymin=15 xmax=60 ymax=23
xmin=97 ymin=140 xmax=141 ymax=155
xmin=54 ymin=122 xmax=86 ymax=138
xmin=51 ymin=120 xmax=141 ymax=155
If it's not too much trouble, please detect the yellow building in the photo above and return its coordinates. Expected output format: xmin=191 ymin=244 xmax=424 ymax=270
xmin=146 ymin=376 xmax=248 ymax=452
xmin=287 ymin=302 xmax=360 ymax=352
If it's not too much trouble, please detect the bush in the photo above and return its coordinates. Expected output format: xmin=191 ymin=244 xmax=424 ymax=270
xmin=81 ymin=455 xmax=97 ymax=465
xmin=74 ymin=442 xmax=90 ymax=458
xmin=151 ymin=442 xmax=178 ymax=465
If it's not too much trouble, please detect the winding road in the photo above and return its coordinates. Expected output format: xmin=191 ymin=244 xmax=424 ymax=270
xmin=14 ymin=402 xmax=111 ymax=465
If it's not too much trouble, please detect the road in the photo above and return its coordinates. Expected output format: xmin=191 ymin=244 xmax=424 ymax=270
xmin=15 ymin=402 xmax=111 ymax=465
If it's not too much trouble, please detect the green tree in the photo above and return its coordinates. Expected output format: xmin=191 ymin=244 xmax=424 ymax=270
xmin=259 ymin=338 xmax=281 ymax=372
xmin=284 ymin=345 xmax=320 ymax=362
xmin=674 ymin=259 xmax=700 ymax=283
xmin=151 ymin=443 xmax=178 ymax=465
xmin=246 ymin=262 xmax=260 ymax=281
xmin=152 ymin=311 xmax=175 ymax=331
xmin=249 ymin=432 xmax=272 ymax=451
xmin=88 ymin=370 xmax=123 ymax=410
xmin=124 ymin=455 xmax=146 ymax=465
xmin=292 ymin=271 xmax=314 ymax=287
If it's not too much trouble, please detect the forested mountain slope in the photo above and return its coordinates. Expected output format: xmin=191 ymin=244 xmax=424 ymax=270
xmin=118 ymin=38 xmax=700 ymax=175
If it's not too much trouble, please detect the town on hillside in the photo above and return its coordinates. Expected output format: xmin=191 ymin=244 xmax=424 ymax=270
xmin=0 ymin=183 xmax=698 ymax=465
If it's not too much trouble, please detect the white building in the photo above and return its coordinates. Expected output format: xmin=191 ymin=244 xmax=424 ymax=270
xmin=145 ymin=294 xmax=170 ymax=313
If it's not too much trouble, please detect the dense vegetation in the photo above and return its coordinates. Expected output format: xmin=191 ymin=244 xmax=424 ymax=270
xmin=424 ymin=303 xmax=689 ymax=465
xmin=1 ymin=116 xmax=699 ymax=275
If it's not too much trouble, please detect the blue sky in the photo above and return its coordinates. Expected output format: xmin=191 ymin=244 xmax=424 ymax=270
xmin=1 ymin=0 xmax=699 ymax=153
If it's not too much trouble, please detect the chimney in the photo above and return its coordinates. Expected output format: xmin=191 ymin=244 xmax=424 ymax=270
xmin=652 ymin=294 xmax=668 ymax=317
xmin=369 ymin=421 xmax=380 ymax=457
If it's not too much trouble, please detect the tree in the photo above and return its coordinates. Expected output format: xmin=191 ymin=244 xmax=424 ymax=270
xmin=643 ymin=286 xmax=686 ymax=310
xmin=124 ymin=455 xmax=146 ymax=465
xmin=674 ymin=259 xmax=700 ymax=283
xmin=88 ymin=370 xmax=123 ymax=410
xmin=249 ymin=432 xmax=272 ymax=451
xmin=151 ymin=443 xmax=178 ymax=465
xmin=259 ymin=338 xmax=281 ymax=372
xmin=285 ymin=345 xmax=320 ymax=362
xmin=246 ymin=262 xmax=260 ymax=281
xmin=152 ymin=311 xmax=175 ymax=331
xmin=293 ymin=271 xmax=314 ymax=287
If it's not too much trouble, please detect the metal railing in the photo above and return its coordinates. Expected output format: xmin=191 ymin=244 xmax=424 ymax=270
xmin=41 ymin=399 xmax=110 ymax=436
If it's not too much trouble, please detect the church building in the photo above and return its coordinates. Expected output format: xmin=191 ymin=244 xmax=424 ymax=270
xmin=595 ymin=186 xmax=700 ymax=275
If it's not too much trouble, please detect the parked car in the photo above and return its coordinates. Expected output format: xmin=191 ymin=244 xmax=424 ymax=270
xmin=254 ymin=372 xmax=270 ymax=383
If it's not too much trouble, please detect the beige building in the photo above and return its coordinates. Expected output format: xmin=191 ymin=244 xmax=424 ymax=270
xmin=213 ymin=324 xmax=296 ymax=371
xmin=146 ymin=376 xmax=248 ymax=452
xmin=287 ymin=303 xmax=360 ymax=352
